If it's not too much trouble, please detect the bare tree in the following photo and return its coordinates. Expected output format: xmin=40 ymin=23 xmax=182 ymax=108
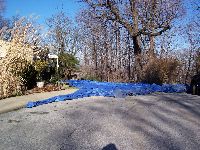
xmin=46 ymin=10 xmax=81 ymax=56
xmin=80 ymin=0 xmax=184 ymax=81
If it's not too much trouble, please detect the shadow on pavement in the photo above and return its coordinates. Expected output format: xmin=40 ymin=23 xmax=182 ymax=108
xmin=102 ymin=143 xmax=118 ymax=150
xmin=54 ymin=94 xmax=200 ymax=149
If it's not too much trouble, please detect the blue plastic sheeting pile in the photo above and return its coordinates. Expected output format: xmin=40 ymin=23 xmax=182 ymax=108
xmin=26 ymin=80 xmax=186 ymax=108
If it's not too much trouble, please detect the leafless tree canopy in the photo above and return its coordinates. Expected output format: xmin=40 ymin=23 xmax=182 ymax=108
xmin=46 ymin=11 xmax=81 ymax=56
xmin=78 ymin=0 xmax=199 ymax=83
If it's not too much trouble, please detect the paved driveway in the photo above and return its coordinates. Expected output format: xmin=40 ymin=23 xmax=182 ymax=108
xmin=0 ymin=93 xmax=199 ymax=150
xmin=0 ymin=88 xmax=77 ymax=114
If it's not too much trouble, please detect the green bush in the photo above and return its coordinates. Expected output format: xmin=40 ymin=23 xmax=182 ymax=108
xmin=49 ymin=75 xmax=60 ymax=84
xmin=58 ymin=52 xmax=79 ymax=79
xmin=34 ymin=60 xmax=48 ymax=81
xmin=20 ymin=63 xmax=37 ymax=90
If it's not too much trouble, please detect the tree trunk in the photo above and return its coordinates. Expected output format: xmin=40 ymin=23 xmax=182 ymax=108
xmin=92 ymin=36 xmax=98 ymax=76
xmin=149 ymin=0 xmax=156 ymax=58
xmin=149 ymin=36 xmax=155 ymax=57
xmin=132 ymin=36 xmax=142 ymax=82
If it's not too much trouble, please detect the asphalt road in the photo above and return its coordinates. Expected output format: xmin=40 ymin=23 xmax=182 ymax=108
xmin=0 ymin=88 xmax=77 ymax=114
xmin=0 ymin=93 xmax=199 ymax=150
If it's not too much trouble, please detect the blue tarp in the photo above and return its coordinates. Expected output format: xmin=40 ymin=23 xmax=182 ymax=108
xmin=26 ymin=80 xmax=186 ymax=108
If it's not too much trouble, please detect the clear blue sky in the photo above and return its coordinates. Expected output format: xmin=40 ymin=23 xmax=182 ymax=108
xmin=4 ymin=0 xmax=195 ymax=25
xmin=3 ymin=0 xmax=197 ymax=51
xmin=4 ymin=0 xmax=84 ymax=24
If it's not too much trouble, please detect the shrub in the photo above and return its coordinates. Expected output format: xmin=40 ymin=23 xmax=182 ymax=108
xmin=20 ymin=63 xmax=37 ymax=90
xmin=34 ymin=60 xmax=48 ymax=81
xmin=142 ymin=57 xmax=179 ymax=84
xmin=58 ymin=52 xmax=79 ymax=79
xmin=49 ymin=75 xmax=60 ymax=84
xmin=142 ymin=61 xmax=163 ymax=84
xmin=84 ymin=75 xmax=102 ymax=81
